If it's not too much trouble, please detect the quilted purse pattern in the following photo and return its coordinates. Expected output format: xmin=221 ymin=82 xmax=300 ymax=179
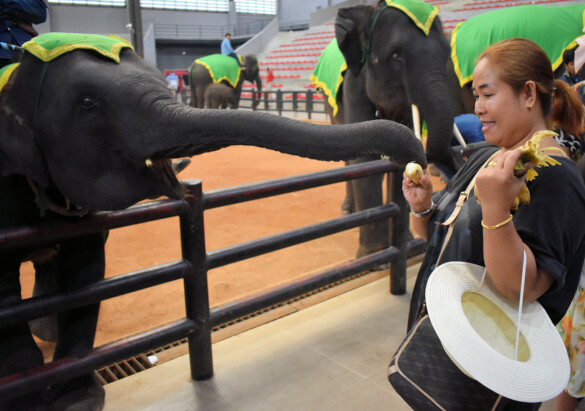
xmin=388 ymin=315 xmax=504 ymax=411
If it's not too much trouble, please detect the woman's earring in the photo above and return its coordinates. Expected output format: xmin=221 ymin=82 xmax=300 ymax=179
xmin=528 ymin=103 xmax=533 ymax=110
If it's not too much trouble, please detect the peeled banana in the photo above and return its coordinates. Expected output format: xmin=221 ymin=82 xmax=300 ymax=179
xmin=405 ymin=162 xmax=424 ymax=184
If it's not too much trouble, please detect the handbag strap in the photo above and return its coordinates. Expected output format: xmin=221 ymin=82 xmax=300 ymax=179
xmin=435 ymin=153 xmax=495 ymax=264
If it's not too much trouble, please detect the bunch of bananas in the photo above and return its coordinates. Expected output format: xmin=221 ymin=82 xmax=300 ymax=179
xmin=485 ymin=130 xmax=563 ymax=210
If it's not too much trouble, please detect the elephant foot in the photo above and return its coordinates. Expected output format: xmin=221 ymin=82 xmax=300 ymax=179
xmin=30 ymin=315 xmax=59 ymax=343
xmin=340 ymin=200 xmax=354 ymax=215
xmin=356 ymin=244 xmax=388 ymax=259
xmin=0 ymin=390 xmax=49 ymax=411
xmin=48 ymin=373 xmax=105 ymax=411
xmin=428 ymin=163 xmax=449 ymax=184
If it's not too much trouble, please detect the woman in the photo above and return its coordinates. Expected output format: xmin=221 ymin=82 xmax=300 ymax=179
xmin=403 ymin=38 xmax=585 ymax=409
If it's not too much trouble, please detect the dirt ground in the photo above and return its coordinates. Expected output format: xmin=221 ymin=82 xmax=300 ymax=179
xmin=20 ymin=119 xmax=444 ymax=350
xmin=20 ymin=138 xmax=367 ymax=347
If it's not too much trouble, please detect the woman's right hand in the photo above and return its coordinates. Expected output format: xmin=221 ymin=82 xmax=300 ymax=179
xmin=402 ymin=169 xmax=434 ymax=213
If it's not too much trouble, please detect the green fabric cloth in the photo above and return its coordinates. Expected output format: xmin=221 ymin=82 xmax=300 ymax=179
xmin=0 ymin=63 xmax=19 ymax=92
xmin=22 ymin=32 xmax=133 ymax=63
xmin=310 ymin=40 xmax=347 ymax=117
xmin=451 ymin=4 xmax=585 ymax=86
xmin=195 ymin=54 xmax=242 ymax=87
xmin=384 ymin=0 xmax=438 ymax=36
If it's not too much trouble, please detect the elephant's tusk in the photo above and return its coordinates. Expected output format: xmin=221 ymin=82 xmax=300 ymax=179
xmin=145 ymin=158 xmax=153 ymax=167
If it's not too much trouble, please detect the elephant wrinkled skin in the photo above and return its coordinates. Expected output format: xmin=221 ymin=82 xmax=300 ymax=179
xmin=0 ymin=39 xmax=425 ymax=409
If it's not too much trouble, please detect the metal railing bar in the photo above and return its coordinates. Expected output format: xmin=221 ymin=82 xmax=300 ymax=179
xmin=0 ymin=261 xmax=189 ymax=327
xmin=210 ymin=247 xmax=400 ymax=327
xmin=0 ymin=319 xmax=197 ymax=400
xmin=407 ymin=238 xmax=427 ymax=258
xmin=203 ymin=160 xmax=398 ymax=209
xmin=206 ymin=204 xmax=398 ymax=270
xmin=0 ymin=198 xmax=190 ymax=251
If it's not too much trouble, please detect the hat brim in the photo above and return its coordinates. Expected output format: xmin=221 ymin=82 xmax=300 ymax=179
xmin=425 ymin=261 xmax=569 ymax=402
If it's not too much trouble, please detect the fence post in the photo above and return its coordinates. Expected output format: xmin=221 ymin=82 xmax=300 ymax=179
xmin=179 ymin=180 xmax=213 ymax=380
xmin=306 ymin=90 xmax=313 ymax=120
xmin=292 ymin=92 xmax=298 ymax=112
xmin=276 ymin=90 xmax=283 ymax=116
xmin=264 ymin=89 xmax=269 ymax=110
xmin=252 ymin=90 xmax=257 ymax=111
xmin=388 ymin=168 xmax=408 ymax=295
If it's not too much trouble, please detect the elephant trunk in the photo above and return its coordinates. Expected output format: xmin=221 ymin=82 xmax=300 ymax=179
xmin=142 ymin=106 xmax=426 ymax=167
xmin=415 ymin=69 xmax=458 ymax=174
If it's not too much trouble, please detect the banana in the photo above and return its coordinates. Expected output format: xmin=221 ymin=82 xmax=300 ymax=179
xmin=405 ymin=162 xmax=424 ymax=184
xmin=479 ymin=130 xmax=561 ymax=210
xmin=511 ymin=184 xmax=531 ymax=211
xmin=515 ymin=130 xmax=562 ymax=180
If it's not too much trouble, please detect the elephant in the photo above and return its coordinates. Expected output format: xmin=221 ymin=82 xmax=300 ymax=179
xmin=315 ymin=0 xmax=454 ymax=257
xmin=0 ymin=32 xmax=425 ymax=410
xmin=189 ymin=53 xmax=261 ymax=110
xmin=205 ymin=82 xmax=237 ymax=109
xmin=320 ymin=1 xmax=585 ymax=257
xmin=447 ymin=3 xmax=585 ymax=117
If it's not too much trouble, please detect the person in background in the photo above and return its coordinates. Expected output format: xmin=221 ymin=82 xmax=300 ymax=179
xmin=0 ymin=0 xmax=47 ymax=68
xmin=221 ymin=32 xmax=243 ymax=67
xmin=165 ymin=70 xmax=179 ymax=98
xmin=560 ymin=47 xmax=582 ymax=87
xmin=403 ymin=38 xmax=585 ymax=410
xmin=266 ymin=66 xmax=274 ymax=106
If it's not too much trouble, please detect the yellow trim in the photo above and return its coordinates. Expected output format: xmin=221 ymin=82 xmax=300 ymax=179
xmin=552 ymin=9 xmax=585 ymax=72
xmin=0 ymin=63 xmax=19 ymax=92
xmin=450 ymin=23 xmax=471 ymax=87
xmin=309 ymin=61 xmax=347 ymax=118
xmin=451 ymin=8 xmax=585 ymax=87
xmin=386 ymin=0 xmax=438 ymax=36
xmin=22 ymin=35 xmax=133 ymax=64
xmin=194 ymin=59 xmax=242 ymax=88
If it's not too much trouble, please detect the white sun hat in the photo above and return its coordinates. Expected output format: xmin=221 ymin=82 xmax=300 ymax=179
xmin=425 ymin=260 xmax=570 ymax=403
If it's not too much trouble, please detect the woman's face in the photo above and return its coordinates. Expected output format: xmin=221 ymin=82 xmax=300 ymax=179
xmin=472 ymin=58 xmax=533 ymax=149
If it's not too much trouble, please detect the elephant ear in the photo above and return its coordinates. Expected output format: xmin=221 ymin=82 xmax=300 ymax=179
xmin=335 ymin=6 xmax=370 ymax=76
xmin=0 ymin=110 xmax=49 ymax=187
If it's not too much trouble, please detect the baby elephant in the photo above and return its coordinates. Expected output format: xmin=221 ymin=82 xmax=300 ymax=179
xmin=204 ymin=83 xmax=238 ymax=109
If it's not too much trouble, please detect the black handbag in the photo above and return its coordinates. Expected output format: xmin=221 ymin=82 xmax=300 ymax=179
xmin=387 ymin=314 xmax=504 ymax=411
xmin=388 ymin=157 xmax=506 ymax=410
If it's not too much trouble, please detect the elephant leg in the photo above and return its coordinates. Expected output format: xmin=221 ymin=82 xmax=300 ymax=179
xmin=196 ymin=87 xmax=206 ymax=109
xmin=341 ymin=161 xmax=355 ymax=215
xmin=47 ymin=232 xmax=106 ymax=411
xmin=349 ymin=156 xmax=389 ymax=258
xmin=29 ymin=256 xmax=60 ymax=343
xmin=0 ymin=256 xmax=48 ymax=410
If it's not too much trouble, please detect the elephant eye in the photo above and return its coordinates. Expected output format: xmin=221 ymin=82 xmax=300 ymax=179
xmin=392 ymin=52 xmax=402 ymax=61
xmin=80 ymin=96 xmax=98 ymax=110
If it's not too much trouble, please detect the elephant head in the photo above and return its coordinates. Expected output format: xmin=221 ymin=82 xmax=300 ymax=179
xmin=242 ymin=55 xmax=262 ymax=109
xmin=0 ymin=34 xmax=425 ymax=212
xmin=336 ymin=0 xmax=458 ymax=173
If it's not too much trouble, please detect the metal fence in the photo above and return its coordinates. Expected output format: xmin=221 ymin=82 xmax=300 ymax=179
xmin=0 ymin=160 xmax=426 ymax=400
xmin=154 ymin=19 xmax=273 ymax=40
xmin=240 ymin=89 xmax=328 ymax=119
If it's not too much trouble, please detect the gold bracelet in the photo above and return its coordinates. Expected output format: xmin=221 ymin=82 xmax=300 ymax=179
xmin=481 ymin=214 xmax=513 ymax=230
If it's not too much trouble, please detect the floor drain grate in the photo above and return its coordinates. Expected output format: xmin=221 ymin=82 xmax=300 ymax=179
xmin=96 ymin=266 xmax=398 ymax=385
xmin=95 ymin=354 xmax=155 ymax=385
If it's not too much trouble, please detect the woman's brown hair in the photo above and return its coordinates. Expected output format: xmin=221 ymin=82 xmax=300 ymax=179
xmin=478 ymin=38 xmax=584 ymax=136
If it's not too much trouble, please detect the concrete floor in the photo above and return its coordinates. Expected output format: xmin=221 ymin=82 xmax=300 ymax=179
xmin=102 ymin=263 xmax=567 ymax=411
